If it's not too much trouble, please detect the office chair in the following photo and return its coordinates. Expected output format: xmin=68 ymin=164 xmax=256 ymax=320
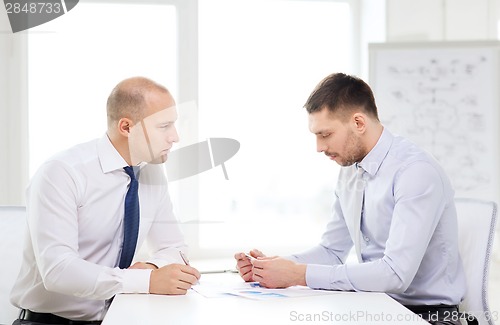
xmin=455 ymin=198 xmax=498 ymax=325
xmin=0 ymin=206 xmax=26 ymax=325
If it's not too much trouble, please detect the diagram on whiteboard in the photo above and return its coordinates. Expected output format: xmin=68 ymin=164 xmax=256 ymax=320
xmin=370 ymin=44 xmax=499 ymax=199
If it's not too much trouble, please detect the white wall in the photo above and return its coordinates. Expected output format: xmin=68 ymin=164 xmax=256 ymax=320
xmin=386 ymin=0 xmax=499 ymax=41
xmin=360 ymin=0 xmax=386 ymax=78
xmin=0 ymin=10 xmax=28 ymax=206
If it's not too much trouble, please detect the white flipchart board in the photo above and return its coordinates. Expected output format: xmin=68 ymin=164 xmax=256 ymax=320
xmin=369 ymin=41 xmax=500 ymax=203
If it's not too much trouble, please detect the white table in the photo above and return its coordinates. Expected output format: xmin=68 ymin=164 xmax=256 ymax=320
xmin=102 ymin=273 xmax=428 ymax=325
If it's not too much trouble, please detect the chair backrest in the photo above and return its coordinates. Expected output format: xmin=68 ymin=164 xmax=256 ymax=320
xmin=455 ymin=198 xmax=497 ymax=325
xmin=0 ymin=206 xmax=26 ymax=325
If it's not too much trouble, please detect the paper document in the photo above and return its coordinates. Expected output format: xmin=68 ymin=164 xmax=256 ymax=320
xmin=192 ymin=278 xmax=334 ymax=300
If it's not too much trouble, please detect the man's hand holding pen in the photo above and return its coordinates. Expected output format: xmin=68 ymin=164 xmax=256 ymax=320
xmin=235 ymin=249 xmax=307 ymax=289
xmin=148 ymin=251 xmax=200 ymax=295
xmin=234 ymin=249 xmax=265 ymax=282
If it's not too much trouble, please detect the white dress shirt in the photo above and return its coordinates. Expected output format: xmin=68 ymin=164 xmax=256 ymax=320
xmin=289 ymin=128 xmax=466 ymax=306
xmin=10 ymin=134 xmax=187 ymax=321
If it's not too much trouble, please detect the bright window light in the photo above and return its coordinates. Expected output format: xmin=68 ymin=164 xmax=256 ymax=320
xmin=28 ymin=3 xmax=177 ymax=176
xmin=196 ymin=0 xmax=352 ymax=255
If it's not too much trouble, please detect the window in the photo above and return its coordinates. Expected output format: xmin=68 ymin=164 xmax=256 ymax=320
xmin=28 ymin=2 xmax=177 ymax=175
xmin=190 ymin=0 xmax=354 ymax=258
xmin=27 ymin=0 xmax=364 ymax=260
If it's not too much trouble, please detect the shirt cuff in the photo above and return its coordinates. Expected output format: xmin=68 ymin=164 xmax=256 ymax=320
xmin=306 ymin=264 xmax=354 ymax=291
xmin=306 ymin=264 xmax=335 ymax=289
xmin=146 ymin=258 xmax=175 ymax=269
xmin=121 ymin=269 xmax=153 ymax=294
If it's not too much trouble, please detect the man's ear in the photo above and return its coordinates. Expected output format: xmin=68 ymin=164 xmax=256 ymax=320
xmin=118 ymin=118 xmax=133 ymax=137
xmin=352 ymin=113 xmax=367 ymax=134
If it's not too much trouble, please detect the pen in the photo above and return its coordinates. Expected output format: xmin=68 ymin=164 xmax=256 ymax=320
xmin=200 ymin=269 xmax=238 ymax=274
xmin=179 ymin=250 xmax=190 ymax=265
xmin=244 ymin=253 xmax=256 ymax=261
xmin=179 ymin=251 xmax=199 ymax=285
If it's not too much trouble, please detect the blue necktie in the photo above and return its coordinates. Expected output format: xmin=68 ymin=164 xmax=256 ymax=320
xmin=119 ymin=166 xmax=140 ymax=269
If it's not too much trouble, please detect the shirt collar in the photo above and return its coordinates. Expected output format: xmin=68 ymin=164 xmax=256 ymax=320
xmin=358 ymin=127 xmax=393 ymax=177
xmin=97 ymin=134 xmax=130 ymax=174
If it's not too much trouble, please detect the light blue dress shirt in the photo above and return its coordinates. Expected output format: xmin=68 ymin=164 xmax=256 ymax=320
xmin=290 ymin=128 xmax=466 ymax=306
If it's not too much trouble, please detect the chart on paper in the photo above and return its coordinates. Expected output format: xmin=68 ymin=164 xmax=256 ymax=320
xmin=192 ymin=273 xmax=334 ymax=300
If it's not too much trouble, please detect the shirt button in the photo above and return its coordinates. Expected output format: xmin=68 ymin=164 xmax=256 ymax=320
xmin=364 ymin=236 xmax=370 ymax=242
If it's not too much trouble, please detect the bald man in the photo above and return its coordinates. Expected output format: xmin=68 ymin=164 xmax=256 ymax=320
xmin=11 ymin=77 xmax=200 ymax=325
